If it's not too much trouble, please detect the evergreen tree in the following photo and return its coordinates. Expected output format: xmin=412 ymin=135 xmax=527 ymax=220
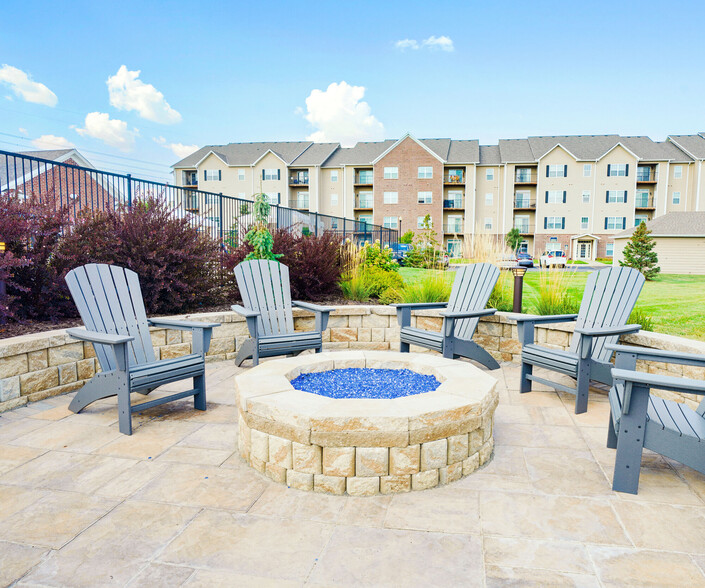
xmin=619 ymin=221 xmax=660 ymax=280
xmin=505 ymin=227 xmax=522 ymax=253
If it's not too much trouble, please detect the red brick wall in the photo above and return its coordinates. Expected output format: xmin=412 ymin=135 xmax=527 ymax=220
xmin=374 ymin=137 xmax=443 ymax=242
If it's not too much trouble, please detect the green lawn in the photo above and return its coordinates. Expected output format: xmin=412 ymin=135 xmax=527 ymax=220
xmin=399 ymin=268 xmax=705 ymax=341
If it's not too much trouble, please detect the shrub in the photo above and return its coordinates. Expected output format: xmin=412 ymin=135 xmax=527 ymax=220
xmin=56 ymin=197 xmax=221 ymax=315
xmin=398 ymin=271 xmax=452 ymax=303
xmin=399 ymin=230 xmax=414 ymax=244
xmin=245 ymin=193 xmax=281 ymax=262
xmin=363 ymin=268 xmax=404 ymax=299
xmin=629 ymin=307 xmax=654 ymax=332
xmin=487 ymin=271 xmax=513 ymax=312
xmin=0 ymin=192 xmax=74 ymax=322
xmin=360 ymin=241 xmax=398 ymax=273
xmin=340 ymin=271 xmax=372 ymax=302
xmin=532 ymin=269 xmax=580 ymax=315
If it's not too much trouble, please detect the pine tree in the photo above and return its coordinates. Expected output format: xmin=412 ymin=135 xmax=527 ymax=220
xmin=619 ymin=221 xmax=660 ymax=280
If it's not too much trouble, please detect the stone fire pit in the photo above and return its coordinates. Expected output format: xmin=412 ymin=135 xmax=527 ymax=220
xmin=235 ymin=351 xmax=498 ymax=496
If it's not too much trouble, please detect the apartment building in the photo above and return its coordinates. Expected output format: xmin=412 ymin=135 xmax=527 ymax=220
xmin=172 ymin=132 xmax=705 ymax=259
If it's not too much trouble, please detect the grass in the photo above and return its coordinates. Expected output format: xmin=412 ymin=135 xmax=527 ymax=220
xmin=399 ymin=268 xmax=705 ymax=341
xmin=567 ymin=260 xmax=587 ymax=265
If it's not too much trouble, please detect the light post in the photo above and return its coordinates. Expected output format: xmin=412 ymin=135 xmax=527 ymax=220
xmin=512 ymin=265 xmax=527 ymax=313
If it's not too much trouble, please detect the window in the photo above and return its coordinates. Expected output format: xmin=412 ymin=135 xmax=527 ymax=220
xmin=545 ymin=190 xmax=565 ymax=204
xmin=383 ymin=191 xmax=398 ymax=204
xmin=330 ymin=193 xmax=338 ymax=206
xmin=484 ymin=218 xmax=493 ymax=230
xmin=606 ymin=243 xmax=614 ymax=257
xmin=672 ymin=191 xmax=681 ymax=205
xmin=607 ymin=164 xmax=628 ymax=177
xmin=383 ymin=216 xmax=398 ymax=229
xmin=514 ymin=215 xmax=530 ymax=233
xmin=485 ymin=193 xmax=493 ymax=205
xmin=446 ymin=215 xmax=462 ymax=232
xmin=581 ymin=217 xmax=589 ymax=230
xmin=357 ymin=191 xmax=373 ymax=208
xmin=238 ymin=169 xmax=245 ymax=181
xmin=582 ymin=190 xmax=591 ymax=204
xmin=605 ymin=216 xmax=626 ymax=230
xmin=515 ymin=191 xmax=531 ymax=207
xmin=606 ymin=190 xmax=627 ymax=203
xmin=418 ymin=166 xmax=433 ymax=179
xmin=636 ymin=189 xmax=650 ymax=207
xmin=384 ymin=167 xmax=398 ymax=179
xmin=515 ymin=168 xmax=533 ymax=182
xmin=546 ymin=241 xmax=562 ymax=253
xmin=447 ymin=239 xmax=463 ymax=257
xmin=262 ymin=168 xmax=279 ymax=181
xmin=546 ymin=164 xmax=566 ymax=178
xmin=358 ymin=214 xmax=372 ymax=225
xmin=446 ymin=191 xmax=463 ymax=208
xmin=417 ymin=216 xmax=427 ymax=228
xmin=331 ymin=219 xmax=338 ymax=229
xmin=238 ymin=192 xmax=246 ymax=199
xmin=418 ymin=191 xmax=432 ymax=204
xmin=331 ymin=170 xmax=339 ymax=182
xmin=486 ymin=168 xmax=495 ymax=181
xmin=518 ymin=241 xmax=529 ymax=254
xmin=264 ymin=192 xmax=280 ymax=205
xmin=204 ymin=169 xmax=221 ymax=181
xmin=636 ymin=166 xmax=653 ymax=181
xmin=674 ymin=165 xmax=683 ymax=179
xmin=545 ymin=216 xmax=564 ymax=230
xmin=635 ymin=215 xmax=648 ymax=227
xmin=295 ymin=192 xmax=309 ymax=209
xmin=357 ymin=170 xmax=373 ymax=183
xmin=583 ymin=164 xmax=592 ymax=177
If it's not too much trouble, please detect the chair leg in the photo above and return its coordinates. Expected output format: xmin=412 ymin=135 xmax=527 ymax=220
xmin=69 ymin=372 xmax=119 ymax=413
xmin=574 ymin=360 xmax=590 ymax=414
xmin=235 ymin=339 xmax=255 ymax=367
xmin=606 ymin=410 xmax=618 ymax=449
xmin=612 ymin=385 xmax=649 ymax=494
xmin=463 ymin=341 xmax=499 ymax=370
xmin=520 ymin=362 xmax=532 ymax=393
xmin=116 ymin=383 xmax=132 ymax=436
xmin=400 ymin=341 xmax=410 ymax=353
xmin=193 ymin=373 xmax=206 ymax=411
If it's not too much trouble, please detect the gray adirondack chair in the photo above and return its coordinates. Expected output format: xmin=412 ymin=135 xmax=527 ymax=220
xmin=65 ymin=264 xmax=220 ymax=435
xmin=516 ymin=266 xmax=644 ymax=414
xmin=607 ymin=343 xmax=705 ymax=494
xmin=394 ymin=263 xmax=501 ymax=369
xmin=232 ymin=259 xmax=333 ymax=366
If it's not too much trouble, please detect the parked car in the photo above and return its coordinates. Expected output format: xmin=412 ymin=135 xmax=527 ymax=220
xmin=389 ymin=243 xmax=411 ymax=265
xmin=516 ymin=253 xmax=534 ymax=268
xmin=498 ymin=254 xmax=518 ymax=270
xmin=540 ymin=250 xmax=567 ymax=268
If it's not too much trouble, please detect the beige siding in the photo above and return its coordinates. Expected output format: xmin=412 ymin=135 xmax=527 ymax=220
xmin=614 ymin=236 xmax=705 ymax=275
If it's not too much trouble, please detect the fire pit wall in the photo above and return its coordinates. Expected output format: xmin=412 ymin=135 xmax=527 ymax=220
xmin=1 ymin=306 xmax=704 ymax=413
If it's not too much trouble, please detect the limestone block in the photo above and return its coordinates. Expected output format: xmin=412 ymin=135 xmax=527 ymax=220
xmin=439 ymin=461 xmax=463 ymax=485
xmin=417 ymin=316 xmax=442 ymax=332
xmin=468 ymin=429 xmax=484 ymax=454
xmin=328 ymin=315 xmax=349 ymax=328
xmin=473 ymin=334 xmax=499 ymax=352
xmin=361 ymin=313 xmax=389 ymax=328
xmin=463 ymin=452 xmax=480 ymax=475
xmin=27 ymin=381 xmax=82 ymax=403
xmin=420 ymin=439 xmax=448 ymax=471
xmin=546 ymin=329 xmax=570 ymax=348
xmin=323 ymin=342 xmax=351 ymax=351
xmin=499 ymin=338 xmax=522 ymax=354
xmin=0 ymin=376 xmax=20 ymax=402
xmin=371 ymin=328 xmax=386 ymax=342
xmin=58 ymin=363 xmax=77 ymax=385
xmin=477 ymin=322 xmax=502 ymax=337
xmin=384 ymin=327 xmax=401 ymax=342
xmin=265 ymin=463 xmax=287 ymax=484
xmin=206 ymin=337 xmax=235 ymax=356
xmin=0 ymin=354 xmax=28 ymax=379
xmin=294 ymin=317 xmax=316 ymax=331
xmin=357 ymin=328 xmax=372 ymax=342
xmin=411 ymin=469 xmax=439 ymax=491
xmin=348 ymin=315 xmax=362 ymax=328
xmin=19 ymin=367 xmax=59 ymax=394
xmin=331 ymin=328 xmax=357 ymax=342
xmin=293 ymin=442 xmax=322 ymax=474
xmin=314 ymin=474 xmax=346 ymax=495
xmin=268 ymin=435 xmax=293 ymax=469
xmin=322 ymin=446 xmax=355 ymax=476
xmin=348 ymin=342 xmax=390 ymax=351
xmin=150 ymin=330 xmax=167 ymax=346
xmin=447 ymin=434 xmax=469 ymax=464
xmin=243 ymin=412 xmax=310 ymax=445
xmin=389 ymin=445 xmax=420 ymax=475
xmin=166 ymin=329 xmax=182 ymax=345
xmin=356 ymin=447 xmax=389 ymax=477
xmin=27 ymin=350 xmax=48 ymax=371
xmin=250 ymin=429 xmax=269 ymax=462
xmin=380 ymin=475 xmax=411 ymax=494
xmin=160 ymin=343 xmax=191 ymax=359
xmin=311 ymin=430 xmax=407 ymax=448
xmin=0 ymin=395 xmax=27 ymax=413
xmin=76 ymin=358 xmax=96 ymax=381
xmin=249 ymin=455 xmax=265 ymax=473
xmin=479 ymin=438 xmax=494 ymax=466
xmin=48 ymin=342 xmax=84 ymax=366
xmin=347 ymin=476 xmax=379 ymax=496
xmin=286 ymin=470 xmax=314 ymax=491
xmin=238 ymin=413 xmax=251 ymax=459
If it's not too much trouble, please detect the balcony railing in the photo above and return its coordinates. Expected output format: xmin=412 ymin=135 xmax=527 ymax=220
xmin=289 ymin=175 xmax=309 ymax=186
xmin=514 ymin=170 xmax=538 ymax=184
xmin=443 ymin=173 xmax=464 ymax=184
xmin=443 ymin=198 xmax=464 ymax=209
xmin=513 ymin=197 xmax=536 ymax=209
xmin=636 ymin=168 xmax=658 ymax=182
xmin=443 ymin=223 xmax=464 ymax=233
xmin=635 ymin=195 xmax=655 ymax=208
xmin=289 ymin=199 xmax=309 ymax=210
xmin=355 ymin=173 xmax=373 ymax=185
xmin=514 ymin=224 xmax=535 ymax=234
xmin=182 ymin=172 xmax=198 ymax=187
xmin=355 ymin=196 xmax=374 ymax=209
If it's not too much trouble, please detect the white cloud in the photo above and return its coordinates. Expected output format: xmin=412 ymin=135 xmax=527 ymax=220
xmin=76 ymin=112 xmax=138 ymax=152
xmin=18 ymin=127 xmax=27 ymax=135
xmin=0 ymin=64 xmax=57 ymax=106
xmin=301 ymin=82 xmax=385 ymax=148
xmin=31 ymin=134 xmax=75 ymax=150
xmin=422 ymin=35 xmax=454 ymax=52
xmin=395 ymin=39 xmax=419 ymax=51
xmin=394 ymin=35 xmax=454 ymax=53
xmin=107 ymin=65 xmax=181 ymax=124
xmin=154 ymin=136 xmax=199 ymax=159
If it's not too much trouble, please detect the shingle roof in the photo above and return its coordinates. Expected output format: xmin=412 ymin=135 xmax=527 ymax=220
xmin=479 ymin=145 xmax=501 ymax=165
xmin=498 ymin=139 xmax=534 ymax=163
xmin=668 ymin=135 xmax=705 ymax=160
xmin=615 ymin=212 xmax=705 ymax=238
xmin=527 ymin=135 xmax=621 ymax=160
xmin=290 ymin=143 xmax=340 ymax=166
xmin=419 ymin=139 xmax=451 ymax=161
xmin=172 ymin=142 xmax=313 ymax=168
xmin=18 ymin=149 xmax=75 ymax=160
xmin=620 ymin=136 xmax=693 ymax=162
xmin=322 ymin=140 xmax=396 ymax=167
xmin=447 ymin=140 xmax=480 ymax=164
xmin=1 ymin=149 xmax=91 ymax=189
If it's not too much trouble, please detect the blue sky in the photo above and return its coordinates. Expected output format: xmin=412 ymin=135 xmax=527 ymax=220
xmin=1 ymin=0 xmax=703 ymax=181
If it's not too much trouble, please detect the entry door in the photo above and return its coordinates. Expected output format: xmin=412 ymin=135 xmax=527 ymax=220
xmin=578 ymin=242 xmax=591 ymax=259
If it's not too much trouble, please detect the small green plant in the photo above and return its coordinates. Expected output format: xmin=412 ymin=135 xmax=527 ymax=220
xmin=487 ymin=271 xmax=513 ymax=312
xmin=533 ymin=269 xmax=580 ymax=315
xmin=244 ymin=193 xmax=282 ymax=261
xmin=628 ymin=307 xmax=654 ymax=332
xmin=505 ymin=227 xmax=522 ymax=253
xmin=398 ymin=271 xmax=452 ymax=303
xmin=340 ymin=272 xmax=372 ymax=302
xmin=363 ymin=268 xmax=404 ymax=298
xmin=399 ymin=230 xmax=414 ymax=244
xmin=360 ymin=241 xmax=398 ymax=273
xmin=620 ymin=221 xmax=660 ymax=280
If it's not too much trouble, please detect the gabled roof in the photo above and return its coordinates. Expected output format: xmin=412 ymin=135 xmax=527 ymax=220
xmin=290 ymin=142 xmax=340 ymax=166
xmin=173 ymin=141 xmax=313 ymax=168
xmin=479 ymin=145 xmax=501 ymax=165
xmin=498 ymin=139 xmax=534 ymax=163
xmin=419 ymin=138 xmax=451 ymax=161
xmin=619 ymin=136 xmax=690 ymax=162
xmin=596 ymin=141 xmax=641 ymax=162
xmin=371 ymin=134 xmax=446 ymax=165
xmin=1 ymin=149 xmax=95 ymax=190
xmin=614 ymin=212 xmax=705 ymax=238
xmin=447 ymin=140 xmax=480 ymax=164
xmin=528 ymin=135 xmax=621 ymax=161
xmin=322 ymin=140 xmax=396 ymax=167
xmin=668 ymin=135 xmax=705 ymax=160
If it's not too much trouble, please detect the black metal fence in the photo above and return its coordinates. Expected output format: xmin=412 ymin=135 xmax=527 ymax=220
xmin=0 ymin=148 xmax=398 ymax=250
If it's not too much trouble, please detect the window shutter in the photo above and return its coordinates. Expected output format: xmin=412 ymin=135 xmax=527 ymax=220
xmin=607 ymin=164 xmax=611 ymax=176
xmin=604 ymin=218 xmax=608 ymax=230
xmin=623 ymin=191 xmax=627 ymax=203
xmin=622 ymin=217 xmax=626 ymax=230
xmin=545 ymin=191 xmax=549 ymax=204
xmin=204 ymin=170 xmax=207 ymax=181
xmin=625 ymin=164 xmax=629 ymax=176
xmin=544 ymin=217 xmax=547 ymax=229
xmin=262 ymin=169 xmax=265 ymax=181
xmin=563 ymin=165 xmax=567 ymax=177
xmin=561 ymin=217 xmax=565 ymax=230
xmin=218 ymin=170 xmax=222 ymax=181
xmin=546 ymin=165 xmax=549 ymax=177
xmin=563 ymin=191 xmax=566 ymax=203
xmin=277 ymin=169 xmax=281 ymax=180
xmin=606 ymin=191 xmax=610 ymax=203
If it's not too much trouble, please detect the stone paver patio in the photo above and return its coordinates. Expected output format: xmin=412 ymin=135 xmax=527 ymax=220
xmin=2 ymin=358 xmax=705 ymax=587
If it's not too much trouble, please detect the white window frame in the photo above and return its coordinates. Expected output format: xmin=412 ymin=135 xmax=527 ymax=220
xmin=357 ymin=191 xmax=373 ymax=208
xmin=383 ymin=191 xmax=398 ymax=204
xmin=607 ymin=190 xmax=627 ymax=203
xmin=417 ymin=216 xmax=426 ymax=229
xmin=582 ymin=190 xmax=591 ymax=204
xmin=383 ymin=216 xmax=399 ymax=229
xmin=608 ymin=163 xmax=628 ymax=177
xmin=547 ymin=164 xmax=566 ymax=178
xmin=331 ymin=170 xmax=339 ymax=182
xmin=238 ymin=169 xmax=245 ymax=181
xmin=264 ymin=192 xmax=280 ymax=205
xmin=672 ymin=191 xmax=681 ymax=204
xmin=486 ymin=168 xmax=495 ymax=181
xmin=205 ymin=169 xmax=220 ymax=181
xmin=384 ymin=167 xmax=399 ymax=180
xmin=418 ymin=191 xmax=432 ymax=204
xmin=418 ymin=166 xmax=433 ymax=179
xmin=581 ymin=217 xmax=589 ymax=230
xmin=358 ymin=214 xmax=373 ymax=224
xmin=546 ymin=190 xmax=563 ymax=204
xmin=606 ymin=216 xmax=625 ymax=230
xmin=606 ymin=243 xmax=614 ymax=257
xmin=485 ymin=193 xmax=493 ymax=205
xmin=635 ymin=215 xmax=648 ymax=227
xmin=583 ymin=164 xmax=592 ymax=177
xmin=674 ymin=165 xmax=683 ymax=179
xmin=546 ymin=216 xmax=563 ymax=230
xmin=330 ymin=193 xmax=338 ymax=206
xmin=263 ymin=168 xmax=279 ymax=181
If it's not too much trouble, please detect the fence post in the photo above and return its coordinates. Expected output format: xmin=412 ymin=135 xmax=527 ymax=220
xmin=126 ymin=174 xmax=132 ymax=209
xmin=314 ymin=212 xmax=318 ymax=236
xmin=219 ymin=193 xmax=224 ymax=243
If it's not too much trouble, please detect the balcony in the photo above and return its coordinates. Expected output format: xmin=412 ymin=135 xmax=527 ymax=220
xmin=635 ymin=195 xmax=655 ymax=209
xmin=443 ymin=223 xmax=464 ymax=234
xmin=443 ymin=171 xmax=464 ymax=185
xmin=513 ymin=197 xmax=536 ymax=209
xmin=514 ymin=224 xmax=535 ymax=235
xmin=514 ymin=170 xmax=538 ymax=184
xmin=182 ymin=171 xmax=198 ymax=188
xmin=355 ymin=171 xmax=373 ymax=186
xmin=636 ymin=167 xmax=658 ymax=183
xmin=443 ymin=198 xmax=464 ymax=209
xmin=289 ymin=173 xmax=309 ymax=186
xmin=355 ymin=196 xmax=374 ymax=209
xmin=289 ymin=198 xmax=309 ymax=210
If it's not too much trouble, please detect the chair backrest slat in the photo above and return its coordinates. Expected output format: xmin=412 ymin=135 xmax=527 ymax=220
xmin=65 ymin=264 xmax=156 ymax=370
xmin=569 ymin=266 xmax=644 ymax=362
xmin=446 ymin=263 xmax=500 ymax=340
xmin=234 ymin=260 xmax=295 ymax=336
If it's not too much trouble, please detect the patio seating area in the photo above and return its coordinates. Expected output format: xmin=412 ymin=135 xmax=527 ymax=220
xmin=2 ymin=359 xmax=705 ymax=586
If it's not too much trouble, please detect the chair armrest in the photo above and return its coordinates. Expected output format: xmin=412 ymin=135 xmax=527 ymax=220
xmin=391 ymin=302 xmax=449 ymax=310
xmin=440 ymin=308 xmax=496 ymax=319
xmin=66 ymin=328 xmax=133 ymax=346
xmin=148 ymin=319 xmax=220 ymax=330
xmin=510 ymin=313 xmax=578 ymax=324
xmin=293 ymin=301 xmax=335 ymax=313
xmin=575 ymin=324 xmax=640 ymax=338
xmin=606 ymin=344 xmax=705 ymax=368
xmin=612 ymin=368 xmax=705 ymax=395
xmin=230 ymin=305 xmax=261 ymax=318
